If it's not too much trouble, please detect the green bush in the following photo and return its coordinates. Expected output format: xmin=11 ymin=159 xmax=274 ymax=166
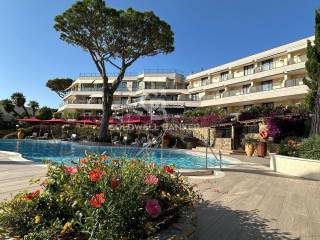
xmin=0 ymin=154 xmax=200 ymax=239
xmin=62 ymin=111 xmax=80 ymax=120
xmin=53 ymin=112 xmax=62 ymax=119
xmin=298 ymin=136 xmax=320 ymax=160
xmin=278 ymin=137 xmax=301 ymax=157
xmin=36 ymin=107 xmax=53 ymax=120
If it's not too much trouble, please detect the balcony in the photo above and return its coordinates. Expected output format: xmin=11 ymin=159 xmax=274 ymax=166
xmin=188 ymin=59 xmax=306 ymax=91
xmin=200 ymin=79 xmax=308 ymax=107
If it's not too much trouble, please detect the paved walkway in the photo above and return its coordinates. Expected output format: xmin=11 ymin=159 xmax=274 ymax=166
xmin=191 ymin=156 xmax=320 ymax=240
xmin=0 ymin=152 xmax=47 ymax=200
xmin=0 ymin=152 xmax=320 ymax=239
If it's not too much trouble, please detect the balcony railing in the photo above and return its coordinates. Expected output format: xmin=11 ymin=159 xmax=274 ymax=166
xmin=189 ymin=59 xmax=306 ymax=89
xmin=285 ymin=77 xmax=303 ymax=87
xmin=201 ymin=77 xmax=305 ymax=101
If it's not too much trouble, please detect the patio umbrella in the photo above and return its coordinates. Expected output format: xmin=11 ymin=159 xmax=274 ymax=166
xmin=17 ymin=117 xmax=44 ymax=124
xmin=43 ymin=118 xmax=68 ymax=125
xmin=109 ymin=117 xmax=119 ymax=125
xmin=74 ymin=119 xmax=100 ymax=125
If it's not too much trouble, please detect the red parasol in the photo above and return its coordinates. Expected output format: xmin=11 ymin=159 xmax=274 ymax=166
xmin=74 ymin=119 xmax=100 ymax=125
xmin=43 ymin=118 xmax=68 ymax=124
xmin=17 ymin=117 xmax=43 ymax=124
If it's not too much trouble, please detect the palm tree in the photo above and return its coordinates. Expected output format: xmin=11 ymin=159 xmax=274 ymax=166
xmin=10 ymin=92 xmax=30 ymax=118
xmin=0 ymin=99 xmax=23 ymax=118
xmin=28 ymin=101 xmax=39 ymax=116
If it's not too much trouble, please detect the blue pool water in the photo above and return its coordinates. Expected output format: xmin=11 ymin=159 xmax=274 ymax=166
xmin=0 ymin=139 xmax=227 ymax=169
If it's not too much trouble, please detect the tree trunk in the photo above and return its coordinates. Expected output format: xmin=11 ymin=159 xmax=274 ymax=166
xmin=311 ymin=87 xmax=320 ymax=135
xmin=23 ymin=106 xmax=30 ymax=118
xmin=98 ymin=79 xmax=112 ymax=142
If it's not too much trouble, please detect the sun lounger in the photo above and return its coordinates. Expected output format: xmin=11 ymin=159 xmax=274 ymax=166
xmin=38 ymin=133 xmax=49 ymax=140
xmin=27 ymin=132 xmax=38 ymax=139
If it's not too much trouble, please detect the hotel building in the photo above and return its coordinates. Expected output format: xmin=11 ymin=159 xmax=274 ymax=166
xmin=58 ymin=36 xmax=313 ymax=116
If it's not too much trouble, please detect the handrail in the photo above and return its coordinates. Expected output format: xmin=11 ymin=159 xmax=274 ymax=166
xmin=205 ymin=128 xmax=222 ymax=170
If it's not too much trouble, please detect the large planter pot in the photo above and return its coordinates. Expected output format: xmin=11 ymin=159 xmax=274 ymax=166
xmin=185 ymin=141 xmax=196 ymax=150
xmin=245 ymin=144 xmax=254 ymax=157
xmin=17 ymin=130 xmax=25 ymax=139
xmin=256 ymin=141 xmax=267 ymax=157
xmin=162 ymin=136 xmax=171 ymax=148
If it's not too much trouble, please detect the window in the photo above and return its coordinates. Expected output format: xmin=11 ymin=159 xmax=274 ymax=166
xmin=219 ymin=89 xmax=224 ymax=98
xmin=244 ymin=64 xmax=254 ymax=76
xmin=120 ymin=97 xmax=128 ymax=104
xmin=117 ymin=82 xmax=128 ymax=91
xmin=201 ymin=77 xmax=209 ymax=86
xmin=242 ymin=84 xmax=251 ymax=94
xmin=261 ymin=80 xmax=273 ymax=91
xmin=132 ymin=82 xmax=138 ymax=91
xmin=261 ymin=59 xmax=274 ymax=71
xmin=262 ymin=102 xmax=274 ymax=109
xmin=191 ymin=93 xmax=200 ymax=101
xmin=220 ymin=71 xmax=229 ymax=81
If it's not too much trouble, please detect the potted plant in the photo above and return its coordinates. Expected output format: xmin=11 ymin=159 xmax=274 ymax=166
xmin=256 ymin=129 xmax=268 ymax=157
xmin=162 ymin=132 xmax=171 ymax=148
xmin=17 ymin=128 xmax=25 ymax=139
xmin=243 ymin=136 xmax=257 ymax=157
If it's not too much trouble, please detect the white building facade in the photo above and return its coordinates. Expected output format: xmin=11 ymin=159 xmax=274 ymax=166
xmin=58 ymin=36 xmax=313 ymax=116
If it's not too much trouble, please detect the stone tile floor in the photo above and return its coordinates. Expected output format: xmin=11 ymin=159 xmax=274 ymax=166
xmin=0 ymin=152 xmax=319 ymax=239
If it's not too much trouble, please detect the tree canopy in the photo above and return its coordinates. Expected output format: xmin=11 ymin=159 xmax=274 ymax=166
xmin=54 ymin=0 xmax=174 ymax=141
xmin=28 ymin=101 xmax=40 ymax=116
xmin=46 ymin=78 xmax=73 ymax=98
xmin=36 ymin=107 xmax=53 ymax=120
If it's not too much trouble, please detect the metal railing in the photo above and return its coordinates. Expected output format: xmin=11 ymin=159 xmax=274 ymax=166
xmin=285 ymin=77 xmax=303 ymax=87
xmin=188 ymin=59 xmax=306 ymax=89
xmin=201 ymin=77 xmax=305 ymax=101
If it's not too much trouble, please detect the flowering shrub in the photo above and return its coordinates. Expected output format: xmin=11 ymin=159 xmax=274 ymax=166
xmin=0 ymin=154 xmax=200 ymax=239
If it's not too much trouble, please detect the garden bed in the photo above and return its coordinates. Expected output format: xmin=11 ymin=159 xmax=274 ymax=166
xmin=270 ymin=154 xmax=320 ymax=181
xmin=0 ymin=153 xmax=200 ymax=239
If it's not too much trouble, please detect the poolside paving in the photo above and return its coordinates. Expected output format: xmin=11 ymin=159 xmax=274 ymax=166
xmin=0 ymin=152 xmax=320 ymax=239
xmin=191 ymin=156 xmax=320 ymax=240
xmin=0 ymin=155 xmax=47 ymax=200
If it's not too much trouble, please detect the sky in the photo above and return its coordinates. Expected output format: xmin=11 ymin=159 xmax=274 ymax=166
xmin=0 ymin=0 xmax=319 ymax=108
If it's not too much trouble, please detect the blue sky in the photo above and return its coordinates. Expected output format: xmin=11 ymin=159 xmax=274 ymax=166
xmin=0 ymin=0 xmax=319 ymax=108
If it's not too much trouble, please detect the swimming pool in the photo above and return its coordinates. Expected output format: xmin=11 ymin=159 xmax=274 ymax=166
xmin=0 ymin=139 xmax=227 ymax=169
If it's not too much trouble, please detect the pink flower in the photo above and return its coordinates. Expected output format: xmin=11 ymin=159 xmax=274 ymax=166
xmin=145 ymin=199 xmax=161 ymax=218
xmin=144 ymin=174 xmax=159 ymax=185
xmin=64 ymin=166 xmax=78 ymax=175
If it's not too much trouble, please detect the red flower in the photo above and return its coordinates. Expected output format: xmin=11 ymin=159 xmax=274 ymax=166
xmin=89 ymin=193 xmax=106 ymax=208
xmin=110 ymin=177 xmax=119 ymax=189
xmin=100 ymin=154 xmax=109 ymax=161
xmin=163 ymin=165 xmax=174 ymax=174
xmin=88 ymin=168 xmax=105 ymax=181
xmin=64 ymin=166 xmax=78 ymax=175
xmin=80 ymin=158 xmax=88 ymax=164
xmin=24 ymin=189 xmax=41 ymax=201
xmin=144 ymin=174 xmax=159 ymax=185
xmin=112 ymin=159 xmax=120 ymax=164
xmin=145 ymin=199 xmax=161 ymax=218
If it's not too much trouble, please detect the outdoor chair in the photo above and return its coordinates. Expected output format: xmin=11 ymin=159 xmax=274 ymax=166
xmin=38 ymin=133 xmax=49 ymax=140
xmin=70 ymin=134 xmax=78 ymax=141
xmin=27 ymin=132 xmax=38 ymax=139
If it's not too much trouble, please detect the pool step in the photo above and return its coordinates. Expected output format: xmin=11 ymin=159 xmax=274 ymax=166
xmin=191 ymin=147 xmax=246 ymax=155
xmin=179 ymin=169 xmax=214 ymax=176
